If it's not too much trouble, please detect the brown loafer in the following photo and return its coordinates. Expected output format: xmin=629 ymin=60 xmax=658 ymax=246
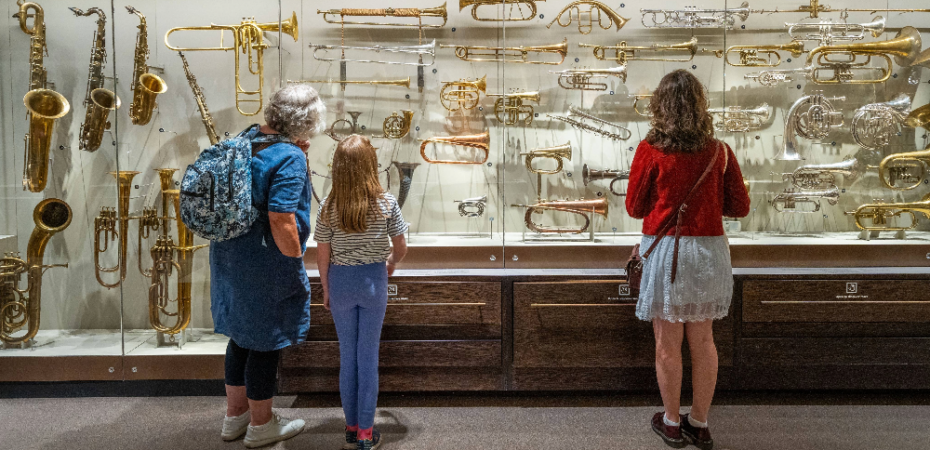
xmin=651 ymin=412 xmax=687 ymax=449
xmin=680 ymin=414 xmax=714 ymax=450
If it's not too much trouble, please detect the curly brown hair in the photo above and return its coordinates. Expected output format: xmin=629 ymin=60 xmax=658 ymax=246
xmin=645 ymin=69 xmax=715 ymax=153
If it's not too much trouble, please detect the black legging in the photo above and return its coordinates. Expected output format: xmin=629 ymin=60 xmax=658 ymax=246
xmin=225 ymin=339 xmax=281 ymax=401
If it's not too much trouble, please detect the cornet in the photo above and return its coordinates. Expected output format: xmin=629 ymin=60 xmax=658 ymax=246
xmin=786 ymin=16 xmax=885 ymax=45
xmin=782 ymin=156 xmax=866 ymax=189
xmin=804 ymin=26 xmax=922 ymax=85
xmin=582 ymin=164 xmax=629 ymax=196
xmin=318 ymin=3 xmax=448 ymax=27
xmin=550 ymin=67 xmax=627 ymax=91
xmin=745 ymin=66 xmax=813 ymax=87
xmin=777 ymin=92 xmax=844 ymax=161
xmin=512 ymin=198 xmax=609 ymax=234
xmin=454 ymin=196 xmax=488 ymax=218
xmin=722 ymin=41 xmax=805 ymax=67
xmin=519 ymin=142 xmax=572 ymax=175
xmin=310 ymin=40 xmax=436 ymax=66
xmin=325 ymin=111 xmax=362 ymax=141
xmin=383 ymin=110 xmax=414 ymax=139
xmin=846 ymin=195 xmax=930 ymax=232
xmin=851 ymin=94 xmax=911 ymax=150
xmin=879 ymin=145 xmax=930 ymax=190
xmin=420 ymin=131 xmax=490 ymax=165
xmin=440 ymin=75 xmax=486 ymax=111
xmin=640 ymin=1 xmax=754 ymax=29
xmin=165 ymin=12 xmax=299 ymax=116
xmin=709 ymin=103 xmax=772 ymax=133
xmin=440 ymin=39 xmax=568 ymax=65
xmin=771 ymin=186 xmax=840 ymax=213
xmin=546 ymin=1 xmax=629 ymax=34
xmin=579 ymin=38 xmax=698 ymax=64
xmin=548 ymin=105 xmax=632 ymax=141
xmin=460 ymin=0 xmax=544 ymax=21
xmin=489 ymin=91 xmax=539 ymax=125
xmin=631 ymin=94 xmax=653 ymax=117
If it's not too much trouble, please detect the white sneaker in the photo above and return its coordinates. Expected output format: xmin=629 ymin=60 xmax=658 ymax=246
xmin=221 ymin=411 xmax=251 ymax=441
xmin=244 ymin=412 xmax=306 ymax=448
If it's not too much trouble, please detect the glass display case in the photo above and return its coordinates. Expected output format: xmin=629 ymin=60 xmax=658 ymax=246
xmin=2 ymin=0 xmax=929 ymax=380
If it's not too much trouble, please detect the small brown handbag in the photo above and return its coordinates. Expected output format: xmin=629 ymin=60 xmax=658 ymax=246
xmin=626 ymin=142 xmax=722 ymax=295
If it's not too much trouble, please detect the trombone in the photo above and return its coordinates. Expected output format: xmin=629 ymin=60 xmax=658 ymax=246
xmin=460 ymin=0 xmax=545 ymax=21
xmin=440 ymin=39 xmax=568 ymax=65
xmin=804 ymin=26 xmax=923 ymax=85
xmin=489 ymin=91 xmax=539 ymax=125
xmin=420 ymin=131 xmax=490 ymax=165
xmin=709 ymin=103 xmax=772 ymax=133
xmin=310 ymin=40 xmax=436 ymax=66
xmin=579 ymin=37 xmax=698 ymax=64
xmin=720 ymin=40 xmax=805 ymax=67
xmin=548 ymin=105 xmax=632 ymax=141
xmin=440 ymin=75 xmax=486 ymax=111
xmin=771 ymin=186 xmax=840 ymax=213
xmin=511 ymin=198 xmax=609 ymax=234
xmin=550 ymin=67 xmax=627 ymax=91
xmin=317 ymin=3 xmax=448 ymax=27
xmin=519 ymin=142 xmax=572 ymax=175
xmin=546 ymin=0 xmax=629 ymax=34
xmin=786 ymin=16 xmax=885 ymax=45
xmin=846 ymin=195 xmax=930 ymax=233
xmin=164 ymin=12 xmax=299 ymax=116
xmin=583 ymin=164 xmax=629 ymax=196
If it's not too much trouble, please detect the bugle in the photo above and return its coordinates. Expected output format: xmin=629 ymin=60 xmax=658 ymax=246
xmin=460 ymin=0 xmax=544 ymax=21
xmin=777 ymin=92 xmax=844 ymax=161
xmin=579 ymin=37 xmax=697 ymax=64
xmin=550 ymin=66 xmax=627 ymax=91
xmin=879 ymin=145 xmax=930 ymax=190
xmin=318 ymin=3 xmax=447 ymax=27
xmin=440 ymin=75 xmax=486 ymax=111
xmin=804 ymin=26 xmax=922 ymax=85
xmin=489 ymin=91 xmax=539 ymax=125
xmin=771 ymin=186 xmax=840 ymax=213
xmin=383 ymin=110 xmax=414 ymax=139
xmin=846 ymin=195 xmax=930 ymax=232
xmin=546 ymin=1 xmax=629 ymax=34
xmin=851 ymin=94 xmax=911 ymax=150
xmin=782 ymin=156 xmax=867 ymax=189
xmin=722 ymin=40 xmax=805 ymax=67
xmin=786 ymin=16 xmax=885 ymax=45
xmin=310 ymin=40 xmax=436 ymax=66
xmin=420 ymin=131 xmax=490 ymax=165
xmin=512 ymin=198 xmax=608 ymax=234
xmin=454 ymin=196 xmax=488 ymax=218
xmin=709 ymin=103 xmax=772 ymax=133
xmin=519 ymin=142 xmax=572 ymax=175
xmin=440 ymin=39 xmax=568 ymax=65
xmin=548 ymin=105 xmax=632 ymax=141
xmin=582 ymin=164 xmax=629 ymax=196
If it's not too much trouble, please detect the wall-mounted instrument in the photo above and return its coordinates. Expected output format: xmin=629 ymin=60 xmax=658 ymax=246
xmin=165 ymin=12 xmax=299 ymax=116
xmin=287 ymin=78 xmax=411 ymax=91
xmin=780 ymin=0 xmax=930 ymax=19
xmin=550 ymin=67 xmax=627 ymax=90
xmin=420 ymin=131 xmax=490 ymax=164
xmin=519 ymin=143 xmax=572 ymax=175
xmin=777 ymin=92 xmax=844 ymax=161
xmin=325 ymin=111 xmax=363 ymax=141
xmin=546 ymin=1 xmax=629 ymax=34
xmin=179 ymin=51 xmax=220 ymax=146
xmin=489 ymin=91 xmax=539 ymax=125
xmin=631 ymin=94 xmax=652 ymax=117
xmin=390 ymin=162 xmax=421 ymax=209
xmin=582 ymin=164 xmax=629 ymax=196
xmin=310 ymin=40 xmax=436 ymax=66
xmin=454 ymin=196 xmax=488 ymax=218
xmin=126 ymin=6 xmax=167 ymax=126
xmin=846 ymin=195 xmax=930 ymax=233
xmin=94 ymin=171 xmax=139 ymax=288
xmin=460 ymin=0 xmax=544 ymax=21
xmin=709 ymin=103 xmax=772 ymax=133
xmin=0 ymin=199 xmax=72 ymax=346
xmin=441 ymin=39 xmax=568 ymax=65
xmin=804 ymin=26 xmax=922 ymax=85
xmin=745 ymin=66 xmax=813 ymax=87
xmin=718 ymin=40 xmax=805 ymax=67
xmin=771 ymin=186 xmax=839 ymax=213
xmin=440 ymin=75 xmax=486 ymax=111
xmin=851 ymin=94 xmax=911 ymax=150
xmin=71 ymin=6 xmax=120 ymax=152
xmin=512 ymin=198 xmax=608 ymax=234
xmin=640 ymin=2 xmax=754 ymax=29
xmin=905 ymin=102 xmax=930 ymax=131
xmin=318 ymin=3 xmax=448 ymax=27
xmin=579 ymin=38 xmax=698 ymax=64
xmin=786 ymin=16 xmax=885 ymax=45
xmin=548 ymin=105 xmax=631 ymax=141
xmin=782 ymin=156 xmax=868 ymax=189
xmin=879 ymin=144 xmax=930 ymax=191
xmin=383 ymin=110 xmax=415 ymax=139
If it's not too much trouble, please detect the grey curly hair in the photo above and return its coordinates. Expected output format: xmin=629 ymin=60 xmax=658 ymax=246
xmin=264 ymin=84 xmax=327 ymax=141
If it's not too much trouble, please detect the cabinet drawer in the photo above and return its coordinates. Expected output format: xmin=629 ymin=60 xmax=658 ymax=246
xmin=282 ymin=340 xmax=501 ymax=369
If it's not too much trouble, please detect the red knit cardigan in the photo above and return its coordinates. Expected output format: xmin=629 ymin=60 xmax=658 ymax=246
xmin=624 ymin=139 xmax=751 ymax=237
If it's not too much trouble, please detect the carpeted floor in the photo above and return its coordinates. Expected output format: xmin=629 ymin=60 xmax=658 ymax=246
xmin=0 ymin=393 xmax=927 ymax=450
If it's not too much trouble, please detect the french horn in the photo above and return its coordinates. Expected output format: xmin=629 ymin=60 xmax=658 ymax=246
xmin=786 ymin=16 xmax=885 ymax=45
xmin=776 ymin=92 xmax=844 ymax=161
xmin=846 ymin=194 xmax=930 ymax=232
xmin=383 ymin=110 xmax=414 ymax=139
xmin=548 ymin=105 xmax=631 ymax=141
xmin=420 ymin=131 xmax=490 ymax=165
xmin=512 ymin=198 xmax=609 ymax=234
xmin=440 ymin=39 xmax=568 ymax=65
xmin=460 ymin=0 xmax=544 ymax=21
xmin=546 ymin=0 xmax=629 ymax=34
xmin=519 ymin=143 xmax=572 ymax=175
xmin=851 ymin=94 xmax=911 ymax=150
xmin=709 ymin=103 xmax=772 ymax=133
xmin=804 ymin=26 xmax=922 ymax=85
xmin=454 ymin=196 xmax=488 ymax=218
xmin=318 ymin=3 xmax=448 ymax=27
xmin=440 ymin=75 xmax=486 ymax=111
xmin=771 ymin=186 xmax=840 ymax=213
xmin=489 ymin=91 xmax=539 ymax=125
xmin=550 ymin=67 xmax=627 ymax=90
xmin=582 ymin=164 xmax=629 ymax=196
xmin=579 ymin=38 xmax=697 ymax=64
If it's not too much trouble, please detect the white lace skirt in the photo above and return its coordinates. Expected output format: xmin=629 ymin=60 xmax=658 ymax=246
xmin=635 ymin=235 xmax=734 ymax=323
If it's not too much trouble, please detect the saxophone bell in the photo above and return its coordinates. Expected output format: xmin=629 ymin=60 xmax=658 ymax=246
xmin=22 ymin=89 xmax=70 ymax=192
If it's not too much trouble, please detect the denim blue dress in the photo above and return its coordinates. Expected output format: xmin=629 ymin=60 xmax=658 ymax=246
xmin=210 ymin=140 xmax=313 ymax=352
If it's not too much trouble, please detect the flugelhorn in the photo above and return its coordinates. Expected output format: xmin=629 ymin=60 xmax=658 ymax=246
xmin=548 ymin=105 xmax=632 ymax=141
xmin=325 ymin=111 xmax=362 ymax=141
xmin=547 ymin=1 xmax=629 ymax=34
xmin=0 ymin=199 xmax=72 ymax=346
xmin=579 ymin=38 xmax=697 ymax=64
xmin=318 ymin=3 xmax=448 ymax=27
xmin=786 ymin=16 xmax=885 ymax=45
xmin=851 ymin=94 xmax=911 ymax=150
xmin=879 ymin=145 xmax=930 ymax=191
xmin=709 ymin=103 xmax=772 ymax=133
xmin=310 ymin=40 xmax=436 ymax=66
xmin=71 ymin=6 xmax=120 ymax=152
xmin=489 ymin=91 xmax=539 ymax=125
xmin=391 ymin=162 xmax=421 ymax=209
xmin=631 ymin=94 xmax=653 ymax=117
xmin=640 ymin=1 xmax=754 ymax=29
xmin=461 ymin=0 xmax=544 ymax=21
xmin=745 ymin=66 xmax=813 ymax=87
xmin=165 ymin=12 xmax=299 ymax=116
xmin=440 ymin=75 xmax=486 ymax=111
xmin=771 ymin=186 xmax=839 ymax=213
xmin=582 ymin=164 xmax=629 ymax=196
xmin=846 ymin=195 xmax=930 ymax=232
xmin=126 ymin=6 xmax=167 ymax=126
xmin=519 ymin=142 xmax=572 ymax=175
xmin=777 ymin=92 xmax=844 ymax=161
xmin=440 ymin=39 xmax=568 ymax=65
xmin=512 ymin=198 xmax=608 ymax=234
xmin=454 ymin=196 xmax=488 ymax=218
xmin=420 ymin=131 xmax=490 ymax=165
xmin=721 ymin=40 xmax=805 ymax=67
xmin=804 ymin=26 xmax=922 ymax=85
xmin=782 ymin=156 xmax=867 ymax=189
xmin=287 ymin=78 xmax=411 ymax=90
xmin=383 ymin=110 xmax=414 ymax=139
xmin=95 ymin=171 xmax=140 ymax=289
xmin=550 ymin=67 xmax=627 ymax=90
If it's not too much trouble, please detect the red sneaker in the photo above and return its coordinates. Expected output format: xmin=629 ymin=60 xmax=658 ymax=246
xmin=651 ymin=412 xmax=687 ymax=449
xmin=680 ymin=414 xmax=714 ymax=450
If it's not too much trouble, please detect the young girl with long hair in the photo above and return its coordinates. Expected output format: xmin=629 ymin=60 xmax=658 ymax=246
xmin=314 ymin=134 xmax=408 ymax=450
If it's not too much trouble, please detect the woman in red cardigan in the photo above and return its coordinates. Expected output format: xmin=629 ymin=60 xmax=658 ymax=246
xmin=626 ymin=70 xmax=750 ymax=450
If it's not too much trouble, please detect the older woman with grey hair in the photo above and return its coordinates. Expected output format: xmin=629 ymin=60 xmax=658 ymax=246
xmin=211 ymin=84 xmax=326 ymax=448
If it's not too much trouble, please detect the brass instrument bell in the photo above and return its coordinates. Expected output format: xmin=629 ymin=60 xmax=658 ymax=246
xmin=846 ymin=194 xmax=930 ymax=232
xmin=547 ymin=0 xmax=629 ymax=34
xmin=805 ymin=26 xmax=922 ymax=84
xmin=582 ymin=164 xmax=629 ymax=196
xmin=513 ymin=197 xmax=609 ymax=234
xmin=440 ymin=74 xmax=486 ymax=111
xmin=22 ymin=89 xmax=70 ymax=192
xmin=460 ymin=0 xmax=544 ymax=21
xmin=420 ymin=131 xmax=491 ymax=165
xmin=519 ymin=143 xmax=572 ymax=175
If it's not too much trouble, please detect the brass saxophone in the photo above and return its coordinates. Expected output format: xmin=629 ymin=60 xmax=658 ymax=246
xmin=179 ymin=52 xmax=220 ymax=145
xmin=15 ymin=1 xmax=70 ymax=193
xmin=70 ymin=7 xmax=120 ymax=152
xmin=126 ymin=6 xmax=167 ymax=126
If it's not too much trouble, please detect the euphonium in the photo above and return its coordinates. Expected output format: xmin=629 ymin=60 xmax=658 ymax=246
xmin=722 ymin=40 xmax=805 ymax=67
xmin=582 ymin=164 xmax=629 ymax=196
xmin=851 ymin=94 xmax=911 ymax=150
xmin=550 ymin=66 xmax=627 ymax=91
xmin=879 ymin=145 xmax=930 ymax=190
xmin=165 ymin=12 xmax=300 ymax=116
xmin=548 ymin=105 xmax=632 ymax=141
xmin=906 ymin=102 xmax=930 ymax=131
xmin=383 ymin=110 xmax=415 ymax=139
xmin=640 ymin=1 xmax=755 ymax=29
xmin=318 ymin=3 xmax=448 ymax=27
xmin=95 ymin=171 xmax=140 ymax=289
xmin=579 ymin=38 xmax=697 ymax=64
xmin=126 ymin=6 xmax=167 ymax=126
xmin=846 ymin=194 xmax=930 ymax=232
xmin=804 ymin=26 xmax=922 ymax=85
xmin=771 ymin=186 xmax=840 ymax=213
xmin=440 ymin=75 xmax=486 ymax=111
xmin=310 ymin=40 xmax=437 ymax=66
xmin=786 ymin=16 xmax=885 ymax=45
xmin=548 ymin=0 xmax=628 ymax=34
xmin=391 ymin=162 xmax=421 ymax=209
xmin=777 ymin=92 xmax=844 ymax=161
xmin=709 ymin=103 xmax=772 ymax=133
xmin=461 ymin=0 xmax=544 ymax=21
xmin=783 ymin=156 xmax=866 ymax=189
xmin=440 ymin=39 xmax=568 ymax=65
xmin=420 ymin=131 xmax=490 ymax=165
xmin=0 ymin=199 xmax=72 ymax=345
xmin=179 ymin=51 xmax=220 ymax=146
xmin=513 ymin=197 xmax=609 ymax=234
xmin=489 ymin=91 xmax=539 ymax=125
xmin=71 ymin=7 xmax=120 ymax=152
xmin=519 ymin=143 xmax=572 ymax=175
xmin=454 ymin=196 xmax=488 ymax=218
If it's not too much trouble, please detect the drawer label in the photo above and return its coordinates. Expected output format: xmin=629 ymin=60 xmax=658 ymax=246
xmin=388 ymin=284 xmax=398 ymax=296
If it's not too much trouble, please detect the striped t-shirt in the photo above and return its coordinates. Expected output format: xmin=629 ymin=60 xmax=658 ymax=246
xmin=313 ymin=193 xmax=408 ymax=266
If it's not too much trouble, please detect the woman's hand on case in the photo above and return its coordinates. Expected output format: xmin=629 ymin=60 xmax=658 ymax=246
xmin=386 ymin=256 xmax=397 ymax=276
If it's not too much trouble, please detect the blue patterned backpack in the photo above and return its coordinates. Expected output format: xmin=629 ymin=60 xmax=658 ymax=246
xmin=179 ymin=124 xmax=288 ymax=242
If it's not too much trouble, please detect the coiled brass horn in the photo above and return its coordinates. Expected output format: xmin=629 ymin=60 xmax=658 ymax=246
xmin=383 ymin=110 xmax=414 ymax=139
xmin=631 ymin=94 xmax=653 ymax=117
xmin=95 ymin=171 xmax=140 ymax=289
xmin=777 ymin=92 xmax=844 ymax=161
xmin=805 ymin=26 xmax=922 ymax=85
xmin=879 ymin=145 xmax=930 ymax=191
xmin=709 ymin=103 xmax=772 ymax=133
xmin=846 ymin=194 xmax=930 ymax=232
xmin=461 ymin=0 xmax=544 ymax=21
xmin=440 ymin=75 xmax=486 ymax=111
xmin=489 ymin=91 xmax=539 ymax=125
xmin=550 ymin=66 xmax=627 ymax=90
xmin=582 ymin=164 xmax=629 ymax=196
xmin=782 ymin=156 xmax=868 ymax=189
xmin=851 ymin=94 xmax=911 ymax=150
xmin=454 ymin=196 xmax=488 ymax=218
xmin=519 ymin=143 xmax=572 ymax=175
xmin=512 ymin=198 xmax=609 ymax=234
xmin=547 ymin=0 xmax=629 ymax=34
xmin=420 ymin=131 xmax=490 ymax=165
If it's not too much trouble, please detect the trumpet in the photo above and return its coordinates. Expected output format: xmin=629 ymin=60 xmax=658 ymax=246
xmin=460 ymin=0 xmax=544 ymax=21
xmin=579 ymin=38 xmax=698 ymax=64
xmin=325 ymin=111 xmax=362 ymax=142
xmin=879 ymin=145 xmax=930 ymax=190
xmin=786 ymin=16 xmax=885 ymax=46
xmin=95 ymin=171 xmax=140 ymax=289
xmin=512 ymin=198 xmax=608 ymax=234
xmin=631 ymin=94 xmax=653 ymax=117
xmin=383 ymin=110 xmax=414 ymax=139
xmin=804 ymin=26 xmax=922 ymax=85
xmin=851 ymin=94 xmax=911 ymax=150
xmin=287 ymin=78 xmax=411 ymax=90
xmin=709 ymin=103 xmax=772 ymax=133
xmin=165 ymin=12 xmax=299 ymax=116
xmin=846 ymin=195 xmax=930 ymax=232
xmin=489 ymin=91 xmax=539 ymax=126
xmin=548 ymin=105 xmax=632 ymax=141
xmin=440 ymin=75 xmax=486 ymax=111
xmin=907 ymin=102 xmax=930 ymax=131
xmin=440 ymin=39 xmax=568 ymax=65
xmin=777 ymin=92 xmax=844 ymax=161
xmin=550 ymin=67 xmax=627 ymax=91
xmin=310 ymin=40 xmax=436 ymax=66
xmin=722 ymin=40 xmax=805 ymax=67
xmin=771 ymin=186 xmax=840 ymax=213
xmin=126 ymin=6 xmax=167 ymax=126
xmin=745 ymin=66 xmax=813 ymax=87
xmin=318 ymin=3 xmax=448 ymax=27
xmin=519 ymin=142 xmax=572 ymax=175
xmin=582 ymin=164 xmax=629 ymax=196
xmin=454 ymin=196 xmax=488 ymax=218
xmin=782 ymin=156 xmax=867 ymax=189
xmin=640 ymin=1 xmax=754 ymax=29
xmin=546 ymin=1 xmax=629 ymax=34
xmin=420 ymin=131 xmax=490 ymax=165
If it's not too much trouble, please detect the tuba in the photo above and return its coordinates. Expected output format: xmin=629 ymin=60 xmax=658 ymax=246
xmin=318 ymin=3 xmax=447 ymax=27
xmin=126 ymin=6 xmax=167 ymax=126
xmin=786 ymin=16 xmax=885 ymax=45
xmin=460 ymin=0 xmax=544 ymax=21
xmin=489 ymin=91 xmax=539 ymax=125
xmin=519 ymin=143 xmax=572 ymax=175
xmin=776 ymin=92 xmax=844 ymax=161
xmin=550 ymin=66 xmax=627 ymax=90
xmin=709 ymin=103 xmax=772 ymax=133
xmin=804 ymin=26 xmax=922 ymax=85
xmin=582 ymin=164 xmax=629 ymax=196
xmin=771 ymin=186 xmax=840 ymax=213
xmin=547 ymin=0 xmax=629 ymax=34
xmin=721 ymin=40 xmax=805 ymax=67
xmin=454 ymin=196 xmax=488 ymax=218
xmin=548 ymin=105 xmax=632 ymax=141
xmin=94 ymin=171 xmax=140 ymax=289
xmin=579 ymin=38 xmax=697 ymax=64
xmin=879 ymin=144 xmax=930 ymax=191
xmin=179 ymin=51 xmax=220 ymax=146
xmin=440 ymin=75 xmax=486 ymax=111
xmin=513 ymin=198 xmax=609 ymax=234
xmin=391 ymin=162 xmax=421 ymax=209
xmin=0 ymin=199 xmax=72 ymax=345
xmin=440 ymin=39 xmax=568 ymax=65
xmin=851 ymin=94 xmax=911 ymax=150
xmin=383 ymin=110 xmax=415 ymax=139
xmin=783 ymin=156 xmax=868 ymax=189
xmin=846 ymin=194 xmax=930 ymax=232
xmin=165 ymin=12 xmax=299 ymax=116
xmin=71 ymin=7 xmax=120 ymax=152
xmin=420 ymin=131 xmax=491 ymax=165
